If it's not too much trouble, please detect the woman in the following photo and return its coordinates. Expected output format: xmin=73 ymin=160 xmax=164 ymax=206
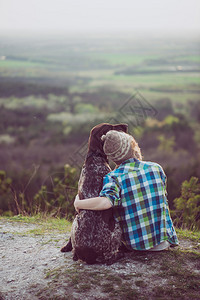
xmin=74 ymin=130 xmax=179 ymax=251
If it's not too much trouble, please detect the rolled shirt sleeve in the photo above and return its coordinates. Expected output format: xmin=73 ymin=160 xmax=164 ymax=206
xmin=99 ymin=174 xmax=121 ymax=207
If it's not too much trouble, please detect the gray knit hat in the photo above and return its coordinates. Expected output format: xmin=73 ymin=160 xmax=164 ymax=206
xmin=101 ymin=130 xmax=133 ymax=163
xmin=101 ymin=130 xmax=142 ymax=163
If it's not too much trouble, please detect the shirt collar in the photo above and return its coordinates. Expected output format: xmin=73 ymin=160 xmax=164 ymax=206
xmin=116 ymin=157 xmax=138 ymax=168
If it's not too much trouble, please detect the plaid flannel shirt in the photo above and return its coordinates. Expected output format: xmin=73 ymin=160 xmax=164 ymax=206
xmin=99 ymin=158 xmax=178 ymax=250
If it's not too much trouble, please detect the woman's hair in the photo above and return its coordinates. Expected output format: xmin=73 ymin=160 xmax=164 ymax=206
xmin=114 ymin=135 xmax=142 ymax=165
xmin=131 ymin=138 xmax=142 ymax=161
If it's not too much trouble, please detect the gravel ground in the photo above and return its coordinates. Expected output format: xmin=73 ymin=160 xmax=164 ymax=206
xmin=0 ymin=220 xmax=71 ymax=300
xmin=0 ymin=219 xmax=200 ymax=300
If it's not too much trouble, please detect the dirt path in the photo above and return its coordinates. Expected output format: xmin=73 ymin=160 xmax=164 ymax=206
xmin=0 ymin=219 xmax=200 ymax=300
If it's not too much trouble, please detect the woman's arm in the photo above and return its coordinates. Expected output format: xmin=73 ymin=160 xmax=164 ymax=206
xmin=74 ymin=194 xmax=112 ymax=212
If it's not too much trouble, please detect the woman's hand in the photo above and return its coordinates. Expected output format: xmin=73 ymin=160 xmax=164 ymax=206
xmin=74 ymin=194 xmax=80 ymax=213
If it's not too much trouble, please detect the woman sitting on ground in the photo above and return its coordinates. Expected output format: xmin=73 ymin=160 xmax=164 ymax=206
xmin=74 ymin=130 xmax=179 ymax=251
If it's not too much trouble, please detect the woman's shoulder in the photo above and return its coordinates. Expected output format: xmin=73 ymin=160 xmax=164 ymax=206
xmin=142 ymin=160 xmax=162 ymax=169
xmin=141 ymin=160 xmax=166 ymax=177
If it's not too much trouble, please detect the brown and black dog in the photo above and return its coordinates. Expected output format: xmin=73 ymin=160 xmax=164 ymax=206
xmin=61 ymin=123 xmax=128 ymax=264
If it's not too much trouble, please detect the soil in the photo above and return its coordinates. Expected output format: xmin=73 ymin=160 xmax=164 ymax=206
xmin=0 ymin=219 xmax=200 ymax=300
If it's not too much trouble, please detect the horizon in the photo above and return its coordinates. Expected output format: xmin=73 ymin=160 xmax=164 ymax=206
xmin=0 ymin=28 xmax=200 ymax=40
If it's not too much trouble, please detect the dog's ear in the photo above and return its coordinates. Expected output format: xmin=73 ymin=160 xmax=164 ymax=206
xmin=88 ymin=123 xmax=128 ymax=153
xmin=88 ymin=123 xmax=108 ymax=153
xmin=113 ymin=123 xmax=128 ymax=133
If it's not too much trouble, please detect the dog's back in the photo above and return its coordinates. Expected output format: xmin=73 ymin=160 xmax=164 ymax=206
xmin=78 ymin=155 xmax=110 ymax=199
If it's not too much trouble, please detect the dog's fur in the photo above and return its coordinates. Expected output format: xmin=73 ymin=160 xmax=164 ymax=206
xmin=61 ymin=123 xmax=128 ymax=264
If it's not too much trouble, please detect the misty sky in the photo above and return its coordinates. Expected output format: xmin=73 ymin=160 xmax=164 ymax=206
xmin=1 ymin=0 xmax=200 ymax=34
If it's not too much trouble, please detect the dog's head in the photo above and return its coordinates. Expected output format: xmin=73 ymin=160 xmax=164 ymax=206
xmin=88 ymin=123 xmax=128 ymax=155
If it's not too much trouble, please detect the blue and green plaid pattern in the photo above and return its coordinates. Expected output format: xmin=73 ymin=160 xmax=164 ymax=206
xmin=99 ymin=158 xmax=178 ymax=250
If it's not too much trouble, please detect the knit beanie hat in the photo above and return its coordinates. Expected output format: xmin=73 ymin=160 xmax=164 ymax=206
xmin=101 ymin=130 xmax=137 ymax=164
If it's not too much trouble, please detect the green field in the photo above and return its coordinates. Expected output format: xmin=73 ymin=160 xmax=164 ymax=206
xmin=0 ymin=34 xmax=199 ymax=117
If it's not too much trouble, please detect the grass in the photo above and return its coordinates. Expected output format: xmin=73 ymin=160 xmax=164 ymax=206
xmin=91 ymin=53 xmax=157 ymax=66
xmin=0 ymin=59 xmax=44 ymax=69
xmin=1 ymin=214 xmax=200 ymax=240
xmin=1 ymin=215 xmax=200 ymax=241
xmin=180 ymin=55 xmax=200 ymax=62
xmin=89 ymin=72 xmax=200 ymax=86
xmin=88 ymin=53 xmax=200 ymax=67
xmin=83 ymin=71 xmax=200 ymax=100
xmin=0 ymin=214 xmax=71 ymax=234
xmin=176 ymin=228 xmax=200 ymax=242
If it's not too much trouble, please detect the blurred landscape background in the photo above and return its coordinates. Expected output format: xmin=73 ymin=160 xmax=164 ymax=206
xmin=0 ymin=0 xmax=200 ymax=226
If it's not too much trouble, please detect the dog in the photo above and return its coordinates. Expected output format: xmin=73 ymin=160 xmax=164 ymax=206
xmin=61 ymin=123 xmax=128 ymax=264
